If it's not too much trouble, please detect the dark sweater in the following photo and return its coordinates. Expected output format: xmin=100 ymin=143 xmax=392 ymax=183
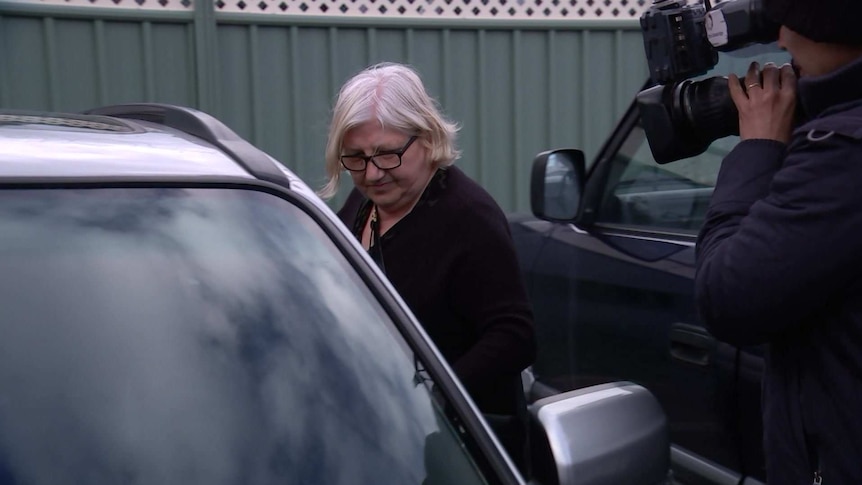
xmin=696 ymin=55 xmax=862 ymax=485
xmin=338 ymin=166 xmax=536 ymax=415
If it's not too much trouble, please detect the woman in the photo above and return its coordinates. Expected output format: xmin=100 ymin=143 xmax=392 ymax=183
xmin=320 ymin=62 xmax=536 ymax=466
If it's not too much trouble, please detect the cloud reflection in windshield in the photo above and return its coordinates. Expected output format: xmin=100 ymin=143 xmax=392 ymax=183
xmin=0 ymin=188 xmax=449 ymax=485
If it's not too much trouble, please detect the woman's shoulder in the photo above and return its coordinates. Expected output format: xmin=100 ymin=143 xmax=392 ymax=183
xmin=438 ymin=166 xmax=509 ymax=228
xmin=442 ymin=166 xmax=501 ymax=205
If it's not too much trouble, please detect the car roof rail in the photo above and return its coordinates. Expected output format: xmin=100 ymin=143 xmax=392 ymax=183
xmin=84 ymin=103 xmax=290 ymax=189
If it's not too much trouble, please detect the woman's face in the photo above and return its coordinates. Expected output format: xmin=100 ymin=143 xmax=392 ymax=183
xmin=342 ymin=122 xmax=435 ymax=215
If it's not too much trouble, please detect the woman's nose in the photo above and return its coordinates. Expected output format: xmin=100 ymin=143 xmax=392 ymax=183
xmin=364 ymin=161 xmax=385 ymax=180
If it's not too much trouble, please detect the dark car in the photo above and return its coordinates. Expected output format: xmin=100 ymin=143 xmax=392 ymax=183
xmin=0 ymin=104 xmax=670 ymax=485
xmin=509 ymin=50 xmax=790 ymax=485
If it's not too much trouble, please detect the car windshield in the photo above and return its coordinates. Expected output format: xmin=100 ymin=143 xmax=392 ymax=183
xmin=0 ymin=187 xmax=489 ymax=485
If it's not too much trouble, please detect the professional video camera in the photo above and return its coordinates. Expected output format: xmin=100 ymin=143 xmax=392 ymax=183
xmin=636 ymin=0 xmax=780 ymax=164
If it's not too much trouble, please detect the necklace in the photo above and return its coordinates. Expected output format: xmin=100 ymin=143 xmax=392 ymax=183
xmin=368 ymin=205 xmax=386 ymax=274
xmin=370 ymin=203 xmax=378 ymax=226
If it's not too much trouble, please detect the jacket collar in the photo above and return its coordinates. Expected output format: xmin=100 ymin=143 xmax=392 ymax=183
xmin=798 ymin=54 xmax=862 ymax=120
xmin=415 ymin=167 xmax=449 ymax=209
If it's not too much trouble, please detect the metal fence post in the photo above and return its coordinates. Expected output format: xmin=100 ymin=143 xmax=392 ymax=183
xmin=193 ymin=0 xmax=219 ymax=114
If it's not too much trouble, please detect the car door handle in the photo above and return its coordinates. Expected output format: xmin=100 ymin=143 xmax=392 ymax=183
xmin=669 ymin=322 xmax=715 ymax=367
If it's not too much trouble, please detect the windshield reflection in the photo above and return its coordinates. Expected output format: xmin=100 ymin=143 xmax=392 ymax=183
xmin=0 ymin=188 xmax=485 ymax=485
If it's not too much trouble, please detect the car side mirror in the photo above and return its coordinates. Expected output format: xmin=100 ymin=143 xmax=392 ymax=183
xmin=530 ymin=149 xmax=586 ymax=221
xmin=529 ymin=381 xmax=670 ymax=485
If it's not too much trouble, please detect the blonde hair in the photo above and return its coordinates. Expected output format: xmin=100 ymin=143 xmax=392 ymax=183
xmin=319 ymin=62 xmax=461 ymax=199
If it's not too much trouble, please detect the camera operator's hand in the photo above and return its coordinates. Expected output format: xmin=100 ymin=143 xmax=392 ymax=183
xmin=729 ymin=61 xmax=797 ymax=144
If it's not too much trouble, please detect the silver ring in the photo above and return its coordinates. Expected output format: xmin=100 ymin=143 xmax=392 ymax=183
xmin=747 ymin=82 xmax=761 ymax=89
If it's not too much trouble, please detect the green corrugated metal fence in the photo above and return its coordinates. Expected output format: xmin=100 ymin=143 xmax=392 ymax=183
xmin=0 ymin=1 xmax=648 ymax=211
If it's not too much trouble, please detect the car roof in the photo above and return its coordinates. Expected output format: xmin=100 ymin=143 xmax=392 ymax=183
xmin=0 ymin=117 xmax=251 ymax=178
xmin=0 ymin=105 xmax=287 ymax=186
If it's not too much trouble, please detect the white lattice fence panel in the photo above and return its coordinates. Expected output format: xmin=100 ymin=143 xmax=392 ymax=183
xmin=23 ymin=0 xmax=193 ymax=10
xmin=216 ymin=0 xmax=650 ymax=18
xmin=23 ymin=0 xmax=652 ymax=18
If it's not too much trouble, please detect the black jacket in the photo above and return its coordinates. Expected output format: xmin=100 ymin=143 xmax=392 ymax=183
xmin=338 ymin=166 xmax=536 ymax=416
xmin=696 ymin=56 xmax=862 ymax=485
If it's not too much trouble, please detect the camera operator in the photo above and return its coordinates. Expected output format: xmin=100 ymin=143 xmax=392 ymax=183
xmin=695 ymin=0 xmax=862 ymax=483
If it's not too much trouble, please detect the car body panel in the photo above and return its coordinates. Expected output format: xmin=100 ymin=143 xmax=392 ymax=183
xmin=0 ymin=119 xmax=251 ymax=178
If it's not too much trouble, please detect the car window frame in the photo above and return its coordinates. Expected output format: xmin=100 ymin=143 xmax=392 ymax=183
xmin=576 ymin=80 xmax=710 ymax=243
xmin=576 ymin=87 xmax=696 ymax=237
xmin=578 ymin=47 xmax=792 ymax=243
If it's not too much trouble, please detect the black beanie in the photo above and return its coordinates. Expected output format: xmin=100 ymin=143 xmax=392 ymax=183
xmin=765 ymin=0 xmax=862 ymax=45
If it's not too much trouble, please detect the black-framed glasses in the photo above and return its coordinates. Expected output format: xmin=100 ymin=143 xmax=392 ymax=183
xmin=340 ymin=135 xmax=418 ymax=172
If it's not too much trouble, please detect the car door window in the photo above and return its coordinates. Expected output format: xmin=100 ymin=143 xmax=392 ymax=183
xmin=595 ymin=124 xmax=731 ymax=232
xmin=0 ymin=187 xmax=491 ymax=485
xmin=594 ymin=48 xmax=790 ymax=234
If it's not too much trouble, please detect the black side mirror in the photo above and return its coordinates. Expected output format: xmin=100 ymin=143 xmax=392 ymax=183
xmin=530 ymin=149 xmax=586 ymax=221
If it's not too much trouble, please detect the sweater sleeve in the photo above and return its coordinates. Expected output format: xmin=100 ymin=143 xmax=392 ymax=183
xmin=446 ymin=204 xmax=537 ymax=388
xmin=696 ymin=135 xmax=862 ymax=345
